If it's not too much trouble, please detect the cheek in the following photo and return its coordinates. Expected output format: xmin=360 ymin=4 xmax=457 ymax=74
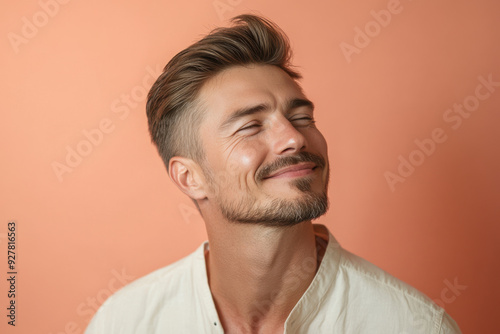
xmin=228 ymin=141 xmax=264 ymax=172
xmin=308 ymin=129 xmax=328 ymax=154
xmin=225 ymin=141 xmax=266 ymax=187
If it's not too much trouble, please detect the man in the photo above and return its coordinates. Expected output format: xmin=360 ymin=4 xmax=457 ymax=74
xmin=85 ymin=14 xmax=461 ymax=333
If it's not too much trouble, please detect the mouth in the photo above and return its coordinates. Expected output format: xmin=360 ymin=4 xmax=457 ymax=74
xmin=263 ymin=162 xmax=317 ymax=179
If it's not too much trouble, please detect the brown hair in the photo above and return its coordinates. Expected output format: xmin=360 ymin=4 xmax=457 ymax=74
xmin=146 ymin=14 xmax=301 ymax=171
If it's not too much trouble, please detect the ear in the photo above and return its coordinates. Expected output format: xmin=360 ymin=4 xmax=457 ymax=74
xmin=168 ymin=157 xmax=207 ymax=201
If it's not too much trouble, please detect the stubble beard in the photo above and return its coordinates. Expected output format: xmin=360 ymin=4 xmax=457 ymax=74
xmin=209 ymin=163 xmax=330 ymax=227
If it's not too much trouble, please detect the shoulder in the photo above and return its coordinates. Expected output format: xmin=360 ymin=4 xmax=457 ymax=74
xmin=338 ymin=247 xmax=433 ymax=305
xmin=110 ymin=246 xmax=197 ymax=302
xmin=331 ymin=247 xmax=461 ymax=333
xmin=85 ymin=243 xmax=205 ymax=334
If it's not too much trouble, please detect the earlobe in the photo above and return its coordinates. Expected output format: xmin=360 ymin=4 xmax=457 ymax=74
xmin=168 ymin=157 xmax=207 ymax=200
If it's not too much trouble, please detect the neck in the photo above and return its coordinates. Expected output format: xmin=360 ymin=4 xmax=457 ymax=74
xmin=204 ymin=220 xmax=325 ymax=333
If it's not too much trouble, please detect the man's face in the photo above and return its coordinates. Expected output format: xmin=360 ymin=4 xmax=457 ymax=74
xmin=196 ymin=64 xmax=329 ymax=226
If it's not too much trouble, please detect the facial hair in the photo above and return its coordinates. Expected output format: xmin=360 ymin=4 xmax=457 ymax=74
xmin=208 ymin=152 xmax=330 ymax=227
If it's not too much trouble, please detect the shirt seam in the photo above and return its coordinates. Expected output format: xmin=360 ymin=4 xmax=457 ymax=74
xmin=435 ymin=310 xmax=446 ymax=334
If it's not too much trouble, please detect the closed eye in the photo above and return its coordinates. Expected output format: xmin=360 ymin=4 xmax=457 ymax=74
xmin=236 ymin=122 xmax=262 ymax=134
xmin=291 ymin=116 xmax=315 ymax=126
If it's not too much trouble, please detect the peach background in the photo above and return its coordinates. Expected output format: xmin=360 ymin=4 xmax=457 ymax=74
xmin=1 ymin=0 xmax=499 ymax=333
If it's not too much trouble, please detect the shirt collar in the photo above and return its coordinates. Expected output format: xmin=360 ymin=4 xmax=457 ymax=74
xmin=284 ymin=224 xmax=341 ymax=330
xmin=193 ymin=223 xmax=340 ymax=332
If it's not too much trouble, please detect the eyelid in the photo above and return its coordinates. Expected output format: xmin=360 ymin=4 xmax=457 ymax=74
xmin=290 ymin=115 xmax=316 ymax=127
xmin=241 ymin=123 xmax=261 ymax=130
xmin=290 ymin=114 xmax=315 ymax=121
xmin=235 ymin=121 xmax=261 ymax=134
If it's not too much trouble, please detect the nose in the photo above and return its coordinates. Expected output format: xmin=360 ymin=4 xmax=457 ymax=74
xmin=269 ymin=114 xmax=307 ymax=155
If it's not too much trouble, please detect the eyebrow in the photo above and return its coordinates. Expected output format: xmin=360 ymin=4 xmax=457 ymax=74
xmin=219 ymin=98 xmax=315 ymax=130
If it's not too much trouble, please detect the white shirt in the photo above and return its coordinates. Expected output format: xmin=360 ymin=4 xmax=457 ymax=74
xmin=85 ymin=224 xmax=461 ymax=333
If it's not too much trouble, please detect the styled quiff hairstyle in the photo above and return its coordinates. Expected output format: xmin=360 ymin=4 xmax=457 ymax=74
xmin=146 ymin=14 xmax=301 ymax=171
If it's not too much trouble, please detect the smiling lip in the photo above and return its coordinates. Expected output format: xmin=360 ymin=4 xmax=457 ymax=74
xmin=264 ymin=162 xmax=317 ymax=179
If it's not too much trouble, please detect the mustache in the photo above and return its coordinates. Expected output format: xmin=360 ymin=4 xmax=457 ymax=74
xmin=256 ymin=151 xmax=326 ymax=181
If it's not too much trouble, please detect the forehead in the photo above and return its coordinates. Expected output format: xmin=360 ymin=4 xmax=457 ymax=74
xmin=196 ymin=64 xmax=306 ymax=124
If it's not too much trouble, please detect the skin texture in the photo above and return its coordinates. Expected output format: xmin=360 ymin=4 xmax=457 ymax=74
xmin=168 ymin=64 xmax=330 ymax=333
